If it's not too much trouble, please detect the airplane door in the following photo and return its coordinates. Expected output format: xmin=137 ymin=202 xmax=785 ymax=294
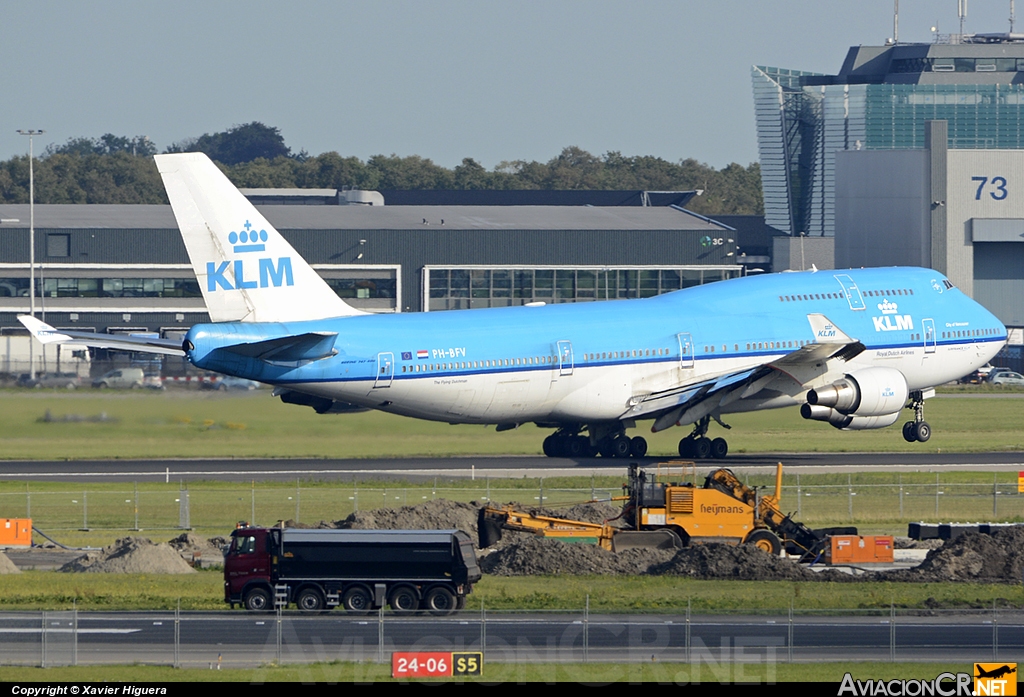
xmin=834 ymin=274 xmax=866 ymax=311
xmin=374 ymin=352 xmax=394 ymax=388
xmin=557 ymin=340 xmax=574 ymax=376
xmin=922 ymin=318 xmax=936 ymax=354
xmin=677 ymin=332 xmax=694 ymax=369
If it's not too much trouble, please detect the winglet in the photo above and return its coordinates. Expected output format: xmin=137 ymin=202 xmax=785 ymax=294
xmin=806 ymin=314 xmax=855 ymax=344
xmin=18 ymin=315 xmax=71 ymax=344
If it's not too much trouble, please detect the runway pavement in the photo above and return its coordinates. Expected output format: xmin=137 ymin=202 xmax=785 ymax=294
xmin=2 ymin=610 xmax=1021 ymax=667
xmin=0 ymin=451 xmax=1022 ymax=481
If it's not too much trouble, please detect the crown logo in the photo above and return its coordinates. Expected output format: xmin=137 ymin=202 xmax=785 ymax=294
xmin=227 ymin=220 xmax=267 ymax=253
xmin=878 ymin=299 xmax=898 ymax=315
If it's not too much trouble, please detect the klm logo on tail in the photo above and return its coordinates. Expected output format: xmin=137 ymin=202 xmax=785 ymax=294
xmin=208 ymin=221 xmax=294 ymax=291
xmin=228 ymin=220 xmax=267 ymax=253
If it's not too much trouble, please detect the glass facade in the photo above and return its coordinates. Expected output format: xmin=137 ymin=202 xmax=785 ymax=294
xmin=0 ymin=271 xmax=397 ymax=306
xmin=754 ymin=52 xmax=1024 ymax=237
xmin=0 ymin=277 xmax=202 ymax=298
xmin=426 ymin=266 xmax=740 ymax=311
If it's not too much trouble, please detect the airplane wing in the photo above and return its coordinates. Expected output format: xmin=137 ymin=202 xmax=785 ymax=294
xmin=622 ymin=314 xmax=865 ymax=431
xmin=18 ymin=315 xmax=186 ymax=356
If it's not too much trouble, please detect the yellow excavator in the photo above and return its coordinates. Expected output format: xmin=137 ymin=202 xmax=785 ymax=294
xmin=479 ymin=462 xmax=841 ymax=559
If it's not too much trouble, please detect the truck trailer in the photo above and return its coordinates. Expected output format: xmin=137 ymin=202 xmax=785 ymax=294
xmin=224 ymin=526 xmax=481 ymax=615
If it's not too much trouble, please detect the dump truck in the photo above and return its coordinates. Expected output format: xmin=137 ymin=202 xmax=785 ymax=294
xmin=224 ymin=526 xmax=481 ymax=614
xmin=479 ymin=461 xmax=845 ymax=561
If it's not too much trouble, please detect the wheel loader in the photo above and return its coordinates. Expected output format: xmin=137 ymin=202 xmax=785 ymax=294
xmin=479 ymin=461 xmax=844 ymax=560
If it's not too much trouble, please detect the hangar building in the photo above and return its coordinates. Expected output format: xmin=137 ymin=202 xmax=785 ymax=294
xmin=0 ymin=201 xmax=741 ymax=351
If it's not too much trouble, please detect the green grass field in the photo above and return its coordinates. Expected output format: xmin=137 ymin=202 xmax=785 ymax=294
xmin=0 ymin=389 xmax=1023 ymax=460
xmin=1 ymin=570 xmax=1022 ymax=612
xmin=1 ymin=469 xmax=1021 ymax=546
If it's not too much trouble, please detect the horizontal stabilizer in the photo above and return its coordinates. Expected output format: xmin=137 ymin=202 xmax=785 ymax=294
xmin=18 ymin=315 xmax=185 ymax=356
xmin=218 ymin=332 xmax=338 ymax=363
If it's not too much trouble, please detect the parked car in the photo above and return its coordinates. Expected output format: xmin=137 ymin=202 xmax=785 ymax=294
xmin=201 ymin=376 xmax=260 ymax=391
xmin=92 ymin=368 xmax=146 ymax=389
xmin=984 ymin=367 xmax=1013 ymax=383
xmin=16 ymin=372 xmax=82 ymax=389
xmin=990 ymin=371 xmax=1024 ymax=386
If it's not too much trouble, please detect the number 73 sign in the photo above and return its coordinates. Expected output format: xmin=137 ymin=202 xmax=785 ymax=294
xmin=392 ymin=651 xmax=483 ymax=678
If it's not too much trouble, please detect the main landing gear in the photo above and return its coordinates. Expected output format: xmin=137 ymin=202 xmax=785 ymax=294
xmin=677 ymin=415 xmax=729 ymax=460
xmin=902 ymin=391 xmax=931 ymax=443
xmin=542 ymin=426 xmax=648 ymax=459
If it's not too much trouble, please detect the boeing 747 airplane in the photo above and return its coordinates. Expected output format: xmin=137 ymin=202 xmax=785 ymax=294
xmin=19 ymin=153 xmax=1008 ymax=459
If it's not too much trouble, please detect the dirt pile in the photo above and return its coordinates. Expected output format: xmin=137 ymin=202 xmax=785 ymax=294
xmin=328 ymin=499 xmax=623 ymax=551
xmin=59 ymin=537 xmax=197 ymax=574
xmin=880 ymin=527 xmax=1024 ymax=583
xmin=481 ymin=537 xmax=676 ymax=575
xmin=649 ymin=544 xmax=819 ymax=581
xmin=333 ymin=498 xmax=483 ymax=539
xmin=894 ymin=537 xmax=946 ymax=550
xmin=168 ymin=533 xmax=227 ymax=568
xmin=0 ymin=551 xmax=21 ymax=574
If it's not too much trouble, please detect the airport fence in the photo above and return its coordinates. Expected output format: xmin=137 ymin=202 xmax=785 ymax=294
xmin=0 ymin=475 xmax=1021 ymax=533
xmin=1 ymin=605 xmax=1021 ymax=670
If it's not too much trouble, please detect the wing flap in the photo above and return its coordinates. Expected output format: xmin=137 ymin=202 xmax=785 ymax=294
xmin=626 ymin=315 xmax=865 ymax=430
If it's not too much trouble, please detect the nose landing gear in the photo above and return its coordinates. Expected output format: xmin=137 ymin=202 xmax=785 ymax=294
xmin=902 ymin=391 xmax=931 ymax=442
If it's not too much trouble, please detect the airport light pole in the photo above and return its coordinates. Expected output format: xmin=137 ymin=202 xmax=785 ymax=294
xmin=17 ymin=129 xmax=45 ymax=378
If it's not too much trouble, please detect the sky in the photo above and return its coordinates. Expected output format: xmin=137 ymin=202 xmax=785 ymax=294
xmin=1 ymin=1 xmax=1019 ymax=170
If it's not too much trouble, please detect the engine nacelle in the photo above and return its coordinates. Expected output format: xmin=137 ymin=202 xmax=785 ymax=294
xmin=805 ymin=367 xmax=908 ymax=417
xmin=800 ymin=404 xmax=901 ymax=430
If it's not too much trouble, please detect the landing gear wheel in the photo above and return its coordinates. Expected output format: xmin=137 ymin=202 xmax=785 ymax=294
xmin=424 ymin=586 xmax=457 ymax=616
xmin=746 ymin=529 xmax=782 ymax=556
xmin=388 ymin=585 xmax=419 ymax=615
xmin=296 ymin=587 xmax=325 ymax=612
xmin=244 ymin=587 xmax=271 ymax=612
xmin=693 ymin=437 xmax=712 ymax=459
xmin=710 ymin=437 xmax=728 ymax=459
xmin=566 ymin=436 xmax=588 ymax=457
xmin=629 ymin=436 xmax=648 ymax=458
xmin=902 ymin=421 xmax=917 ymax=443
xmin=610 ymin=435 xmax=632 ymax=458
xmin=913 ymin=421 xmax=931 ymax=442
xmin=342 ymin=586 xmax=373 ymax=614
xmin=542 ymin=435 xmax=558 ymax=457
xmin=678 ymin=437 xmax=693 ymax=458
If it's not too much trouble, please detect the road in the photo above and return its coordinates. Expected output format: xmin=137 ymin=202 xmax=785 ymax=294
xmin=0 ymin=451 xmax=1022 ymax=482
xmin=2 ymin=611 xmax=1021 ymax=668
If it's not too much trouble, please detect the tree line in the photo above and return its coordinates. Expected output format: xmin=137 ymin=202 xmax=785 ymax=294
xmin=0 ymin=122 xmax=762 ymax=216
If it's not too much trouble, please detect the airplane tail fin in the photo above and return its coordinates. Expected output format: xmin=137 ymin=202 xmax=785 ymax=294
xmin=154 ymin=152 xmax=365 ymax=323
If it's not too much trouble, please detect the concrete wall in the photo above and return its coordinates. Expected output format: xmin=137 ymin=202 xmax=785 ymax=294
xmin=834 ymin=150 xmax=931 ymax=269
xmin=771 ymin=236 xmax=834 ymax=271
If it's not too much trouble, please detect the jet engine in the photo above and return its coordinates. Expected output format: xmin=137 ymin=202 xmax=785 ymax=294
xmin=801 ymin=367 xmax=908 ymax=430
xmin=799 ymin=405 xmax=901 ymax=431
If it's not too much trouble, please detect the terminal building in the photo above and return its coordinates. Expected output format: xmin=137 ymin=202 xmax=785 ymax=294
xmin=753 ymin=34 xmax=1024 ymax=368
